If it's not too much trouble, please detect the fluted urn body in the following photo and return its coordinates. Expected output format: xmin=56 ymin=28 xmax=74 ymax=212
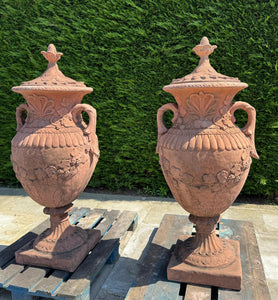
xmin=157 ymin=37 xmax=258 ymax=290
xmin=11 ymin=44 xmax=100 ymax=272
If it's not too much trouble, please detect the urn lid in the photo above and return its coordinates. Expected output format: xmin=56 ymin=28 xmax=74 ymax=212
xmin=12 ymin=44 xmax=93 ymax=93
xmin=164 ymin=37 xmax=248 ymax=90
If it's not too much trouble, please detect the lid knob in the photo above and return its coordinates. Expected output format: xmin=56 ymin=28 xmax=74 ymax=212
xmin=41 ymin=44 xmax=63 ymax=64
xmin=193 ymin=37 xmax=217 ymax=59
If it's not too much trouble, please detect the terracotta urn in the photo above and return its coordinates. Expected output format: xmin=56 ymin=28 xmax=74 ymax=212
xmin=11 ymin=44 xmax=99 ymax=272
xmin=156 ymin=37 xmax=259 ymax=289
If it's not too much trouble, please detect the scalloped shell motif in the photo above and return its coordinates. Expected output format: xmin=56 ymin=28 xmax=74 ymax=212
xmin=27 ymin=95 xmax=56 ymax=118
xmin=186 ymin=92 xmax=218 ymax=119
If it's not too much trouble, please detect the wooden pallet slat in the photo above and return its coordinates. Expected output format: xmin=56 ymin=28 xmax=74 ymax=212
xmin=95 ymin=209 xmax=121 ymax=236
xmin=184 ymin=284 xmax=211 ymax=300
xmin=102 ymin=210 xmax=139 ymax=241
xmin=145 ymin=280 xmax=182 ymax=300
xmin=29 ymin=269 xmax=69 ymax=298
xmin=77 ymin=208 xmax=107 ymax=229
xmin=69 ymin=207 xmax=91 ymax=225
xmin=5 ymin=267 xmax=50 ymax=300
xmin=0 ymin=262 xmax=25 ymax=287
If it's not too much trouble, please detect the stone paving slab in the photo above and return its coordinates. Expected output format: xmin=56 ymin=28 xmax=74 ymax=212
xmin=0 ymin=187 xmax=277 ymax=299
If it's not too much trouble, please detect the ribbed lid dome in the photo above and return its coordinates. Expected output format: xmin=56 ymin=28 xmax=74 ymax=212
xmin=164 ymin=37 xmax=247 ymax=89
xmin=12 ymin=44 xmax=92 ymax=92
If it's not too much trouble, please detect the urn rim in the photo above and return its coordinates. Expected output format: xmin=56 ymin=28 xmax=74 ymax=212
xmin=11 ymin=85 xmax=93 ymax=93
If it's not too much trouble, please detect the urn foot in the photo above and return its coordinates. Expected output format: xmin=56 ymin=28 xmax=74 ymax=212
xmin=167 ymin=215 xmax=242 ymax=290
xmin=15 ymin=204 xmax=101 ymax=272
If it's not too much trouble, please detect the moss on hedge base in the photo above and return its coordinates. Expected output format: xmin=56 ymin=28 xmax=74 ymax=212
xmin=0 ymin=0 xmax=277 ymax=197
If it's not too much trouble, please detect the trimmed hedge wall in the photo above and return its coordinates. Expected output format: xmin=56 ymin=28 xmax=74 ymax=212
xmin=0 ymin=0 xmax=277 ymax=197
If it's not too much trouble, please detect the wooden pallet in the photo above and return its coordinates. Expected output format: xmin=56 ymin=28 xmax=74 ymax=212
xmin=125 ymin=214 xmax=271 ymax=300
xmin=0 ymin=207 xmax=138 ymax=300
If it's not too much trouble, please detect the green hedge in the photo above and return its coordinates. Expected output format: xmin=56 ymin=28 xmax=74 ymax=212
xmin=0 ymin=0 xmax=277 ymax=197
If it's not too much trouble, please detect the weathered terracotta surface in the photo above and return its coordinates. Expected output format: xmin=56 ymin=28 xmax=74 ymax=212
xmin=157 ymin=37 xmax=259 ymax=289
xmin=11 ymin=44 xmax=99 ymax=272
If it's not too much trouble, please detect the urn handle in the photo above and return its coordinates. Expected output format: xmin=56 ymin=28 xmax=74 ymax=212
xmin=71 ymin=103 xmax=99 ymax=157
xmin=71 ymin=103 xmax=97 ymax=135
xmin=229 ymin=101 xmax=259 ymax=159
xmin=16 ymin=103 xmax=29 ymax=131
xmin=157 ymin=103 xmax=179 ymax=138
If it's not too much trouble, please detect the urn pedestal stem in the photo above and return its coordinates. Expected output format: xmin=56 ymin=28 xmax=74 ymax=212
xmin=45 ymin=204 xmax=73 ymax=232
xmin=32 ymin=204 xmax=82 ymax=254
xmin=176 ymin=215 xmax=236 ymax=268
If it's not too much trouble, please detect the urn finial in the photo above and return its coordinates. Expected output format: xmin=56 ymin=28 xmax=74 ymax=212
xmin=41 ymin=44 xmax=63 ymax=64
xmin=192 ymin=37 xmax=217 ymax=59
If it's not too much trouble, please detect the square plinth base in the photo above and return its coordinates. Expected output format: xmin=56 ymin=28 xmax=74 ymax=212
xmin=167 ymin=235 xmax=242 ymax=290
xmin=15 ymin=229 xmax=101 ymax=272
